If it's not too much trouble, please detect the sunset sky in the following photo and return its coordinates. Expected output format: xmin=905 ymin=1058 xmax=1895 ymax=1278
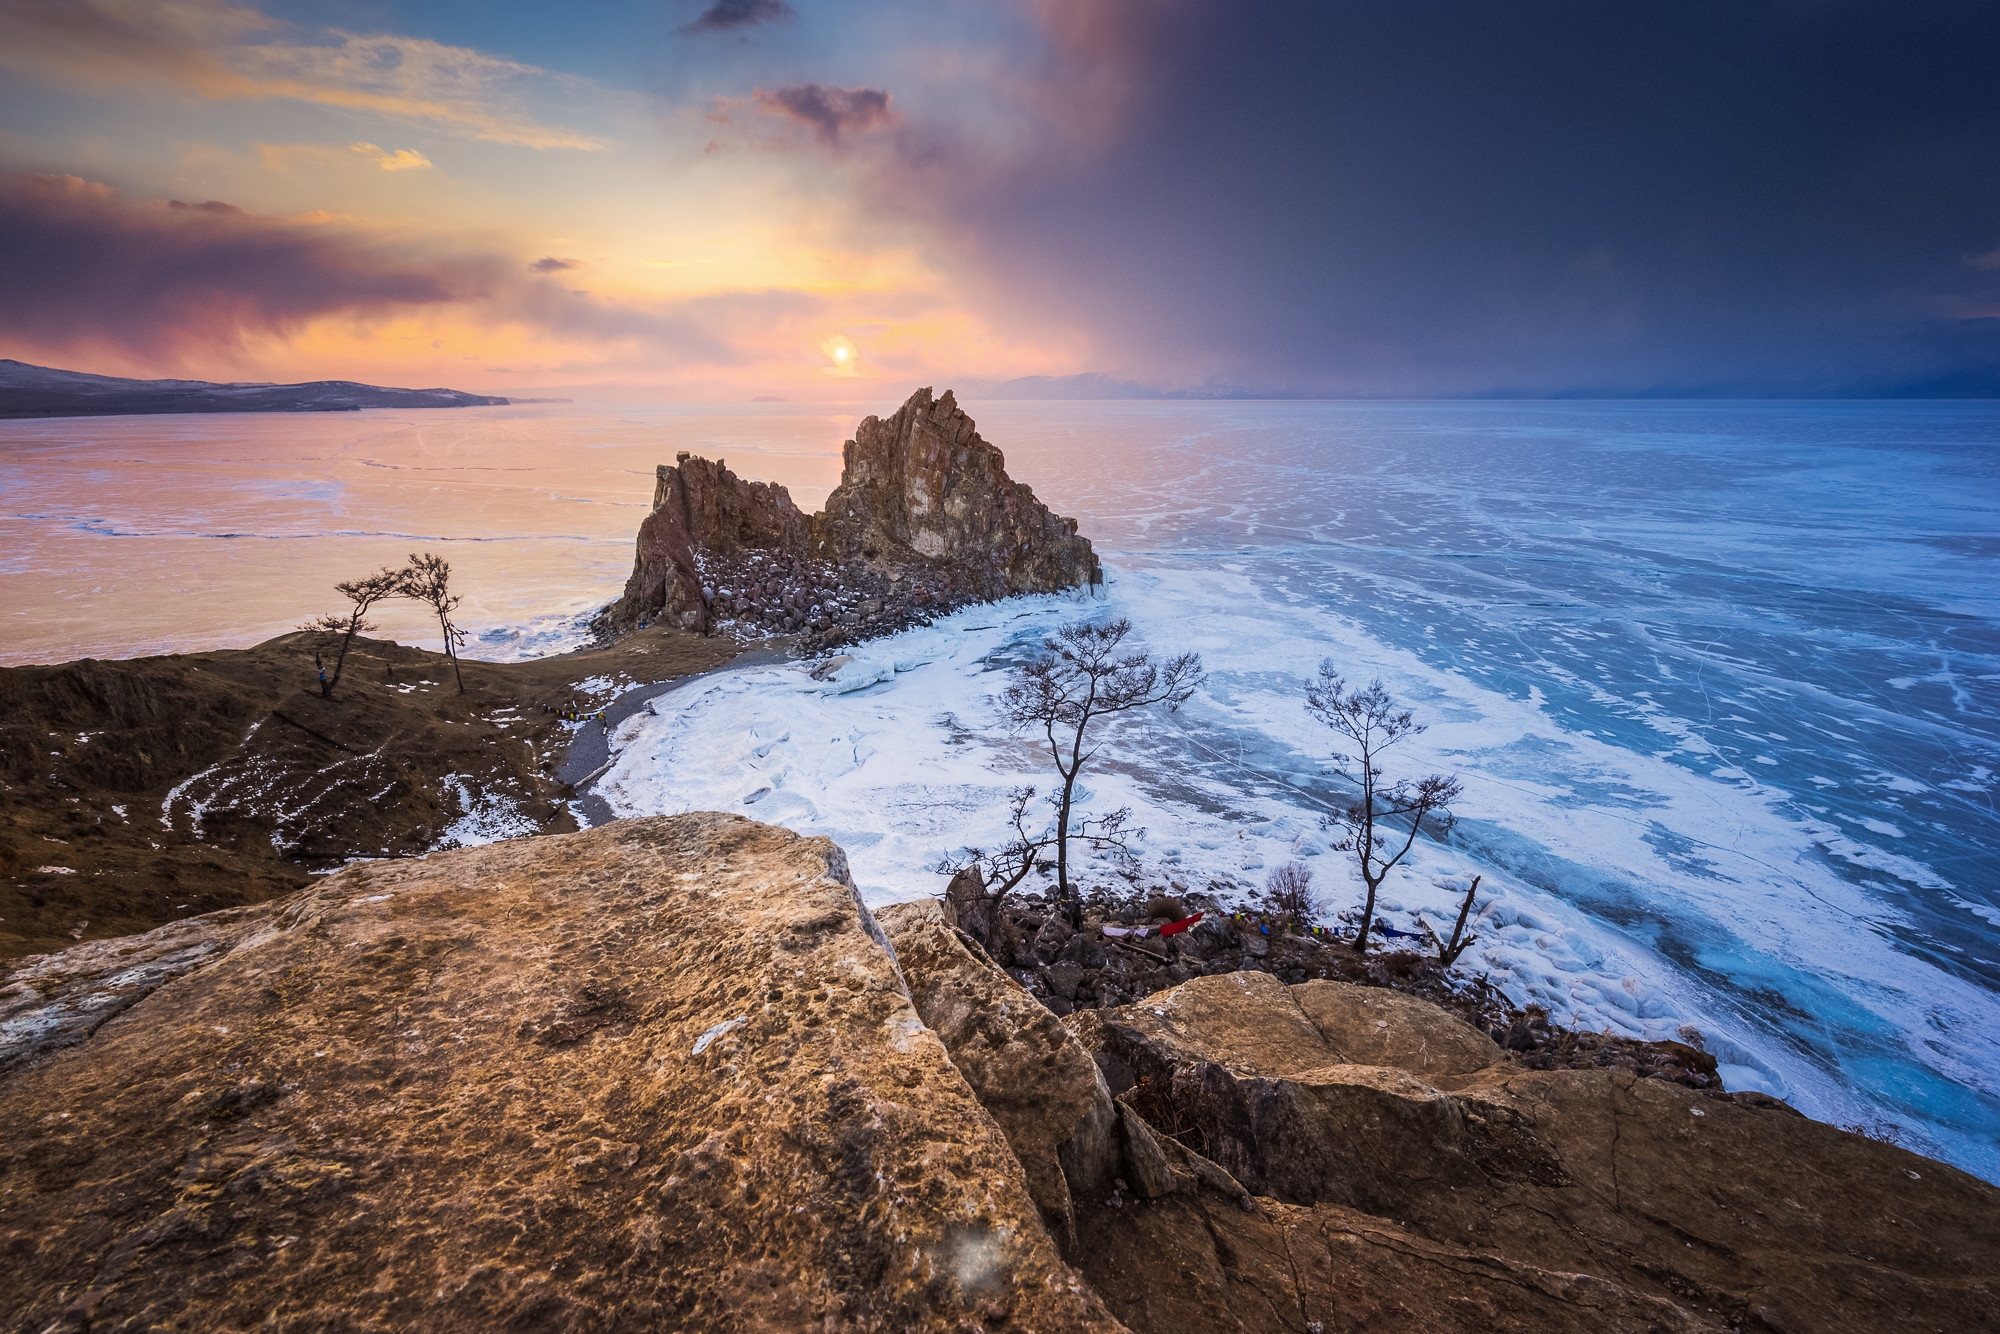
xmin=3 ymin=0 xmax=1998 ymax=398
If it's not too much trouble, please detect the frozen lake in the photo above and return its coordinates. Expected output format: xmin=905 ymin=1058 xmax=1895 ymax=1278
xmin=6 ymin=397 xmax=1998 ymax=1178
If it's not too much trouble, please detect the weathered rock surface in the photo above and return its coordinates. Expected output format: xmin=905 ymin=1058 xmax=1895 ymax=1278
xmin=878 ymin=900 xmax=1122 ymax=1249
xmin=0 ymin=816 xmax=1125 ymax=1333
xmin=1065 ymin=972 xmax=2000 ymax=1333
xmin=875 ymin=901 xmax=1250 ymax=1252
xmin=9 ymin=832 xmax=1996 ymax=1334
xmin=605 ymin=387 xmax=1100 ymax=639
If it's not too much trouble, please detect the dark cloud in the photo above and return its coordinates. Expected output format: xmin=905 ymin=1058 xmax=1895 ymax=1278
xmin=754 ymin=84 xmax=894 ymax=143
xmin=682 ymin=0 xmax=796 ymax=37
xmin=529 ymin=256 xmax=581 ymax=272
xmin=0 ymin=174 xmax=479 ymax=361
xmin=0 ymin=174 xmax=736 ymax=367
xmin=891 ymin=0 xmax=2000 ymax=395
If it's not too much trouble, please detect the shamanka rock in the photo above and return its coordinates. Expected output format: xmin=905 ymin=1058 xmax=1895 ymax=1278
xmin=603 ymin=387 xmax=1101 ymax=642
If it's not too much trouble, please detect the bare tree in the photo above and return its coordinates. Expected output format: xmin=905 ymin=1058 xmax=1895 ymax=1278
xmin=1000 ymin=618 xmax=1204 ymax=926
xmin=300 ymin=567 xmax=406 ymax=700
xmin=1306 ymin=666 xmax=1463 ymax=952
xmin=1262 ymin=860 xmax=1323 ymax=927
xmin=936 ymin=786 xmax=1135 ymax=956
xmin=1425 ymin=874 xmax=1483 ymax=966
xmin=402 ymin=551 xmax=467 ymax=693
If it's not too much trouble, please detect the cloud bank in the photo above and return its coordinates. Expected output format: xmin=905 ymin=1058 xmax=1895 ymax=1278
xmin=0 ymin=0 xmax=606 ymax=150
xmin=0 ymin=175 xmax=766 ymax=370
xmin=868 ymin=0 xmax=2000 ymax=395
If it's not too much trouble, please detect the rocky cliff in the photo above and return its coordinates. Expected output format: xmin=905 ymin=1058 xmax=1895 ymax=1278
xmin=603 ymin=387 xmax=1101 ymax=642
xmin=881 ymin=904 xmax=2000 ymax=1334
xmin=612 ymin=453 xmax=810 ymax=644
xmin=4 ymin=820 xmax=1994 ymax=1332
xmin=812 ymin=387 xmax=1100 ymax=593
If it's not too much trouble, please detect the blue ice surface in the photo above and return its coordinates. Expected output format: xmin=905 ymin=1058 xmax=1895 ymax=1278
xmin=982 ymin=397 xmax=2000 ymax=1180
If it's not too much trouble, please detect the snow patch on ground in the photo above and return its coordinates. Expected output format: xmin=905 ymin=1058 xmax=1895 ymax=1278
xmin=434 ymin=776 xmax=538 ymax=849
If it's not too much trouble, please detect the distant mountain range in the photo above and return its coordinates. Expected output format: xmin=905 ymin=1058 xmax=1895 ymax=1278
xmin=0 ymin=360 xmax=508 ymax=418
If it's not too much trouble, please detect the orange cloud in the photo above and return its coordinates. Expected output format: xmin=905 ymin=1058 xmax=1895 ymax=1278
xmin=348 ymin=143 xmax=434 ymax=172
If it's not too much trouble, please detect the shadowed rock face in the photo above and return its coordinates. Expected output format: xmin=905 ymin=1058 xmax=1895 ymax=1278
xmin=1058 ymin=972 xmax=2000 ymax=1334
xmin=616 ymin=453 xmax=810 ymax=637
xmin=606 ymin=387 xmax=1100 ymax=636
xmin=0 ymin=816 xmax=1124 ymax=1334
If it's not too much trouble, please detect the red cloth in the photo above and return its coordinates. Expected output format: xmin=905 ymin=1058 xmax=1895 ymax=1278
xmin=1159 ymin=911 xmax=1204 ymax=938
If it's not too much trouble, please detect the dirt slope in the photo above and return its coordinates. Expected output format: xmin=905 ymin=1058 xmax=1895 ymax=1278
xmin=0 ymin=627 xmax=736 ymax=961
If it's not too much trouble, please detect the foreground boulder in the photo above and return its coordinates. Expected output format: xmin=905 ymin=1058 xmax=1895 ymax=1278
xmin=0 ymin=816 xmax=1124 ymax=1333
xmin=605 ymin=387 xmax=1101 ymax=639
xmin=1061 ymin=973 xmax=2000 ymax=1333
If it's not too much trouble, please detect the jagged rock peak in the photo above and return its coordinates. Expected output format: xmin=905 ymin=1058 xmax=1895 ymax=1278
xmin=604 ymin=386 xmax=1101 ymax=638
xmin=611 ymin=452 xmax=808 ymax=636
xmin=812 ymin=388 xmax=1100 ymax=595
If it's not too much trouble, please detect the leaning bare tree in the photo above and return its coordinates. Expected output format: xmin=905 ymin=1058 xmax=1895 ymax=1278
xmin=300 ymin=567 xmax=407 ymax=700
xmin=402 ymin=551 xmax=467 ymax=693
xmin=1000 ymin=618 xmax=1204 ymax=927
xmin=1425 ymin=874 xmax=1483 ymax=966
xmin=1306 ymin=665 xmax=1463 ymax=952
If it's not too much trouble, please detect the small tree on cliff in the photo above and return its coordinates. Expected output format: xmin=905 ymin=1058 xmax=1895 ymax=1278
xmin=402 ymin=551 xmax=467 ymax=693
xmin=935 ymin=786 xmax=1136 ymax=958
xmin=301 ymin=567 xmax=406 ymax=699
xmin=1001 ymin=618 xmax=1203 ymax=927
xmin=1306 ymin=665 xmax=1462 ymax=952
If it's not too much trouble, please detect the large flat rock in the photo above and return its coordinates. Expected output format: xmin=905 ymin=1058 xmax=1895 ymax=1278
xmin=0 ymin=815 xmax=1123 ymax=1333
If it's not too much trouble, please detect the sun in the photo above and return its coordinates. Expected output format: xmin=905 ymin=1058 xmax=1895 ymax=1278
xmin=820 ymin=335 xmax=858 ymax=374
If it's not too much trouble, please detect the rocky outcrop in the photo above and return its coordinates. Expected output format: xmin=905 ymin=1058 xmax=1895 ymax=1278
xmin=874 ymin=901 xmax=1250 ymax=1254
xmin=612 ymin=453 xmax=809 ymax=639
xmin=0 ymin=816 xmax=1124 ymax=1333
xmin=9 ymin=824 xmax=1997 ymax=1334
xmin=604 ymin=387 xmax=1101 ymax=640
xmin=1059 ymin=971 xmax=2000 ymax=1334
